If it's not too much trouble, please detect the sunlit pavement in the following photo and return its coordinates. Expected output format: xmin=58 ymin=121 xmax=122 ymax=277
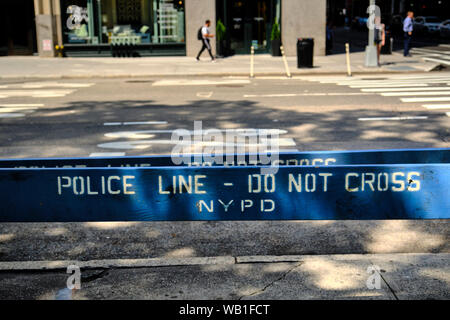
xmin=0 ymin=253 xmax=448 ymax=300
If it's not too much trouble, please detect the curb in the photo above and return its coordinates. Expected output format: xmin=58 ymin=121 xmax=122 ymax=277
xmin=0 ymin=67 xmax=440 ymax=81
xmin=0 ymin=253 xmax=447 ymax=271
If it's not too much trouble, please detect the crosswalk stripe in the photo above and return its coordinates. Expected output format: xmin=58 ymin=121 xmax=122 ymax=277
xmin=361 ymin=87 xmax=450 ymax=92
xmin=422 ymin=104 xmax=450 ymax=109
xmin=350 ymin=84 xmax=430 ymax=88
xmin=243 ymin=92 xmax=374 ymax=98
xmin=422 ymin=57 xmax=450 ymax=66
xmin=0 ymin=113 xmax=25 ymax=118
xmin=316 ymin=77 xmax=450 ymax=83
xmin=21 ymin=82 xmax=94 ymax=88
xmin=98 ymin=138 xmax=297 ymax=150
xmin=339 ymin=80 xmax=450 ymax=86
xmin=401 ymin=97 xmax=450 ymax=103
xmin=358 ymin=116 xmax=428 ymax=121
xmin=0 ymin=108 xmax=37 ymax=113
xmin=0 ymin=104 xmax=44 ymax=107
xmin=381 ymin=91 xmax=450 ymax=97
xmin=0 ymin=89 xmax=75 ymax=98
xmin=411 ymin=48 xmax=450 ymax=55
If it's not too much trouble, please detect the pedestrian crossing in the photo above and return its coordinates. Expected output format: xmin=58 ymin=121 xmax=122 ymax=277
xmin=410 ymin=47 xmax=450 ymax=66
xmin=0 ymin=81 xmax=93 ymax=118
xmin=94 ymin=124 xmax=300 ymax=157
xmin=303 ymin=73 xmax=450 ymax=114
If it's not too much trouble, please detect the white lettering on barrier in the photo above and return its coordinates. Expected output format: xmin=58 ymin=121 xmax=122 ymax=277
xmin=158 ymin=175 xmax=207 ymax=194
xmin=56 ymin=171 xmax=422 ymax=201
xmin=248 ymin=174 xmax=276 ymax=193
xmin=288 ymin=173 xmax=333 ymax=192
xmin=57 ymin=175 xmax=136 ymax=195
xmin=345 ymin=172 xmax=421 ymax=192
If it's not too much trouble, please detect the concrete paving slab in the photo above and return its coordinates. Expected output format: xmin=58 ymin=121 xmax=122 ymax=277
xmin=369 ymin=253 xmax=450 ymax=300
xmin=0 ymin=253 xmax=447 ymax=300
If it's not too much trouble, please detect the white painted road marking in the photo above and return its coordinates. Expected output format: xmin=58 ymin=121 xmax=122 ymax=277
xmin=20 ymin=82 xmax=95 ymax=89
xmin=89 ymin=152 xmax=126 ymax=157
xmin=243 ymin=92 xmax=375 ymax=98
xmin=422 ymin=104 xmax=450 ymax=109
xmin=152 ymin=79 xmax=250 ymax=86
xmin=0 ymin=89 xmax=75 ymax=98
xmin=98 ymin=138 xmax=297 ymax=150
xmin=361 ymin=87 xmax=450 ymax=92
xmin=349 ymin=84 xmax=430 ymax=88
xmin=0 ymin=103 xmax=42 ymax=117
xmin=104 ymin=121 xmax=168 ymax=126
xmin=196 ymin=92 xmax=213 ymax=98
xmin=0 ymin=107 xmax=37 ymax=113
xmin=358 ymin=116 xmax=428 ymax=121
xmin=104 ymin=129 xmax=288 ymax=139
xmin=337 ymin=79 xmax=450 ymax=85
xmin=0 ymin=104 xmax=44 ymax=107
xmin=401 ymin=97 xmax=450 ymax=103
xmin=381 ymin=91 xmax=450 ymax=97
xmin=0 ymin=113 xmax=26 ymax=118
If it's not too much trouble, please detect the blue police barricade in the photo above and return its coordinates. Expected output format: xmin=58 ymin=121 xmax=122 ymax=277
xmin=0 ymin=148 xmax=448 ymax=168
xmin=0 ymin=161 xmax=448 ymax=222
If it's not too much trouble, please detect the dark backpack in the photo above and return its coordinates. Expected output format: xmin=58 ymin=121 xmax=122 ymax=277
xmin=197 ymin=27 xmax=203 ymax=40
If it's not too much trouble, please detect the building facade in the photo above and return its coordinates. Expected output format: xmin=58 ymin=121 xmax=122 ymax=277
xmin=2 ymin=0 xmax=327 ymax=58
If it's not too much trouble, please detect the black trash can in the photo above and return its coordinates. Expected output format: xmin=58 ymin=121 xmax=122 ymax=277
xmin=297 ymin=38 xmax=314 ymax=68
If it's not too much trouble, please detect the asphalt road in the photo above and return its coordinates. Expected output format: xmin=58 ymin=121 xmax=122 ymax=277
xmin=0 ymin=74 xmax=448 ymax=158
xmin=0 ymin=73 xmax=448 ymax=300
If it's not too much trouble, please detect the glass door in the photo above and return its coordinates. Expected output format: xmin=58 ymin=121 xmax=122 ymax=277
xmin=222 ymin=0 xmax=274 ymax=54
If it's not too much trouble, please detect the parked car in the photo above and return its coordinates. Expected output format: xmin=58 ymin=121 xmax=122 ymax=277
xmin=440 ymin=19 xmax=450 ymax=38
xmin=413 ymin=16 xmax=442 ymax=35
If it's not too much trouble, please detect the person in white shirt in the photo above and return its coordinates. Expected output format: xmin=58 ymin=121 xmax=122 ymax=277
xmin=196 ymin=20 xmax=216 ymax=62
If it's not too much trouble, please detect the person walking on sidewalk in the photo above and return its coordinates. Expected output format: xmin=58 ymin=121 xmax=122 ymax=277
xmin=403 ymin=11 xmax=414 ymax=57
xmin=196 ymin=20 xmax=216 ymax=62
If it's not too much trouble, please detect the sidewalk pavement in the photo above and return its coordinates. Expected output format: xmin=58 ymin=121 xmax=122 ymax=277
xmin=0 ymin=51 xmax=441 ymax=80
xmin=0 ymin=253 xmax=448 ymax=299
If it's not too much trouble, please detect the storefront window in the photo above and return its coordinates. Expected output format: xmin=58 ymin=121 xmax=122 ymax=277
xmin=61 ymin=0 xmax=185 ymax=45
xmin=62 ymin=0 xmax=99 ymax=44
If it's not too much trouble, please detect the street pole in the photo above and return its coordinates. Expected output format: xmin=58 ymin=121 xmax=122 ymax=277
xmin=365 ymin=0 xmax=378 ymax=67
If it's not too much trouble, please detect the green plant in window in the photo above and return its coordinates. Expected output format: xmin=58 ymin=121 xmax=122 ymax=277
xmin=216 ymin=19 xmax=226 ymax=41
xmin=271 ymin=22 xmax=281 ymax=40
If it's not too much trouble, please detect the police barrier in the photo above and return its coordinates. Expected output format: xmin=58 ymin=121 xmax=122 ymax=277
xmin=0 ymin=148 xmax=448 ymax=168
xmin=0 ymin=164 xmax=448 ymax=222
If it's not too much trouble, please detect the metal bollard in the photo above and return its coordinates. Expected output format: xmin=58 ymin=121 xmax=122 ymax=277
xmin=345 ymin=43 xmax=352 ymax=77
xmin=280 ymin=46 xmax=292 ymax=78
xmin=250 ymin=46 xmax=255 ymax=78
